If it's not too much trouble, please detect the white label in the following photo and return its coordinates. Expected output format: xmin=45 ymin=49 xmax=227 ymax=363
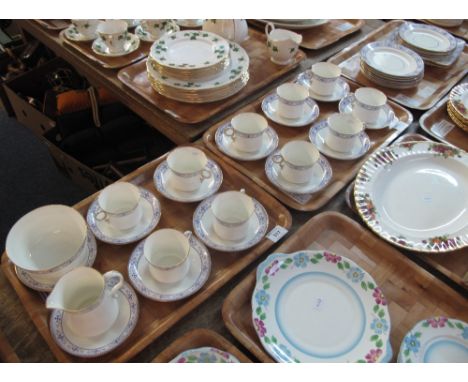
xmin=431 ymin=120 xmax=455 ymax=138
xmin=266 ymin=225 xmax=289 ymax=243
xmin=419 ymin=85 xmax=435 ymax=98
xmin=336 ymin=22 xmax=353 ymax=32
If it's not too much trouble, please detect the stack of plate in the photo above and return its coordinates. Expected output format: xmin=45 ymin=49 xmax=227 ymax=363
xmin=424 ymin=19 xmax=464 ymax=28
xmin=447 ymin=83 xmax=468 ymax=132
xmin=397 ymin=22 xmax=461 ymax=68
xmin=147 ymin=30 xmax=250 ymax=103
xmin=360 ymin=41 xmax=424 ymax=89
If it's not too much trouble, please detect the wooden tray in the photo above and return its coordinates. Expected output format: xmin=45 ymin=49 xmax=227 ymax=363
xmin=59 ymin=30 xmax=149 ymax=70
xmin=328 ymin=20 xmax=468 ymax=110
xmin=222 ymin=211 xmax=468 ymax=363
xmin=152 ymin=328 xmax=251 ymax=362
xmin=117 ymin=28 xmax=305 ymax=124
xmin=34 ymin=19 xmax=69 ymax=31
xmin=0 ymin=328 xmax=19 ymax=362
xmin=419 ymin=92 xmax=468 ymax=152
xmin=421 ymin=20 xmax=468 ymax=41
xmin=249 ymin=19 xmax=365 ymax=50
xmin=1 ymin=146 xmax=292 ymax=362
xmin=203 ymin=78 xmax=412 ymax=211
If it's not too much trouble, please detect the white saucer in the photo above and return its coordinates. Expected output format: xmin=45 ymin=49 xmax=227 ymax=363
xmin=135 ymin=24 xmax=178 ymax=42
xmin=49 ymin=280 xmax=139 ymax=358
xmin=153 ymin=159 xmax=223 ymax=203
xmin=309 ymin=120 xmax=371 ymax=160
xmin=296 ymin=72 xmax=350 ymax=102
xmin=215 ymin=122 xmax=279 ymax=161
xmin=128 ymin=233 xmax=211 ymax=302
xmin=339 ymin=93 xmax=396 ymax=130
xmin=64 ymin=25 xmax=97 ymax=42
xmin=265 ymin=150 xmax=333 ymax=194
xmin=92 ymin=33 xmax=140 ymax=57
xmin=261 ymin=93 xmax=320 ymax=127
xmin=15 ymin=230 xmax=97 ymax=292
xmin=87 ymin=187 xmax=161 ymax=245
xmin=193 ymin=194 xmax=269 ymax=252
xmin=170 ymin=347 xmax=240 ymax=363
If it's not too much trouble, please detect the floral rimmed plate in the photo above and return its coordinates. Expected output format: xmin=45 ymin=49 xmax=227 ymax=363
xmin=449 ymin=83 xmax=468 ymax=120
xmin=170 ymin=347 xmax=240 ymax=363
xmin=354 ymin=141 xmax=468 ymax=253
xmin=92 ymin=33 xmax=140 ymax=57
xmin=252 ymin=251 xmax=391 ymax=362
xmin=398 ymin=317 xmax=468 ymax=363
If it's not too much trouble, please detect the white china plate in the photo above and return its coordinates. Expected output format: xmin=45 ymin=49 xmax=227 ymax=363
xmin=150 ymin=30 xmax=229 ymax=70
xmin=92 ymin=33 xmax=140 ymax=57
xmin=128 ymin=233 xmax=211 ymax=302
xmin=252 ymin=251 xmax=391 ymax=362
xmin=354 ymin=141 xmax=468 ymax=253
xmin=153 ymin=159 xmax=223 ymax=203
xmin=135 ymin=22 xmax=179 ymax=42
xmin=309 ymin=120 xmax=371 ymax=160
xmin=261 ymin=94 xmax=320 ymax=127
xmin=265 ymin=150 xmax=332 ymax=194
xmin=339 ymin=93 xmax=396 ymax=130
xmin=361 ymin=42 xmax=424 ymax=78
xmin=50 ymin=280 xmax=139 ymax=358
xmin=399 ymin=22 xmax=456 ymax=53
xmin=192 ymin=194 xmax=269 ymax=252
xmin=296 ymin=72 xmax=350 ymax=102
xmin=170 ymin=347 xmax=240 ymax=363
xmin=64 ymin=25 xmax=97 ymax=42
xmin=215 ymin=122 xmax=279 ymax=161
xmin=87 ymin=187 xmax=161 ymax=245
xmin=15 ymin=230 xmax=97 ymax=292
xmin=175 ymin=19 xmax=204 ymax=28
xmin=259 ymin=19 xmax=328 ymax=30
xmin=449 ymin=83 xmax=468 ymax=120
xmin=425 ymin=19 xmax=464 ymax=28
xmin=147 ymin=42 xmax=249 ymax=91
xmin=398 ymin=317 xmax=468 ymax=363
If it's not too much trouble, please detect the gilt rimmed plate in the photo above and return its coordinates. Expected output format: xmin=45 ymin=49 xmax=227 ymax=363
xmin=361 ymin=41 xmax=424 ymax=78
xmin=449 ymin=83 xmax=468 ymax=120
xmin=252 ymin=251 xmax=391 ymax=362
xmin=354 ymin=141 xmax=468 ymax=253
xmin=128 ymin=233 xmax=211 ymax=302
xmin=170 ymin=347 xmax=240 ymax=363
xmin=92 ymin=33 xmax=140 ymax=57
xmin=215 ymin=122 xmax=279 ymax=161
xmin=150 ymin=30 xmax=229 ymax=71
xmin=192 ymin=194 xmax=269 ymax=252
xmin=399 ymin=22 xmax=457 ymax=54
xmin=398 ymin=317 xmax=468 ymax=363
xmin=154 ymin=159 xmax=223 ymax=203
xmin=87 ymin=187 xmax=161 ymax=245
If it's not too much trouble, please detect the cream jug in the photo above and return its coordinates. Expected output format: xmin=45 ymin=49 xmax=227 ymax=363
xmin=202 ymin=19 xmax=249 ymax=43
xmin=46 ymin=267 xmax=124 ymax=338
xmin=265 ymin=22 xmax=302 ymax=65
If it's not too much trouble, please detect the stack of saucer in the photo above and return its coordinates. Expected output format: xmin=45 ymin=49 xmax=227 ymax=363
xmin=447 ymin=83 xmax=468 ymax=132
xmin=397 ymin=22 xmax=462 ymax=68
xmin=147 ymin=30 xmax=250 ymax=103
xmin=360 ymin=41 xmax=424 ymax=89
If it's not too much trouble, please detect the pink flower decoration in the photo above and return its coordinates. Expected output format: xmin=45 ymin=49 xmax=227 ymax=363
xmin=427 ymin=316 xmax=448 ymax=328
xmin=324 ymin=252 xmax=342 ymax=263
xmin=177 ymin=357 xmax=187 ymax=363
xmin=254 ymin=318 xmax=267 ymax=337
xmin=365 ymin=348 xmax=383 ymax=363
xmin=265 ymin=260 xmax=280 ymax=276
xmin=372 ymin=287 xmax=387 ymax=306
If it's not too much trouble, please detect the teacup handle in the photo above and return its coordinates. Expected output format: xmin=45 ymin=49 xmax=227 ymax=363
xmin=265 ymin=22 xmax=275 ymax=37
xmin=184 ymin=230 xmax=192 ymax=239
xmin=272 ymin=154 xmax=285 ymax=169
xmin=200 ymin=169 xmax=212 ymax=181
xmin=103 ymin=270 xmax=124 ymax=298
xmin=94 ymin=207 xmax=108 ymax=222
xmin=224 ymin=126 xmax=236 ymax=141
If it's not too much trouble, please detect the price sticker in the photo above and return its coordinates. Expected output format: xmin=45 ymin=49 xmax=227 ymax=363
xmin=266 ymin=225 xmax=289 ymax=243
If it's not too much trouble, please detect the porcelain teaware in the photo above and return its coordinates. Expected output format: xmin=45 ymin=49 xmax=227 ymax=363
xmin=46 ymin=267 xmax=124 ymax=338
xmin=310 ymin=62 xmax=342 ymax=96
xmin=265 ymin=22 xmax=302 ymax=65
xmin=326 ymin=113 xmax=364 ymax=153
xmin=71 ymin=19 xmax=100 ymax=39
xmin=276 ymin=83 xmax=309 ymax=120
xmin=224 ymin=113 xmax=269 ymax=153
xmin=203 ymin=19 xmax=249 ymax=43
xmin=354 ymin=87 xmax=387 ymax=124
xmin=139 ymin=19 xmax=178 ymax=40
xmin=97 ymin=20 xmax=128 ymax=53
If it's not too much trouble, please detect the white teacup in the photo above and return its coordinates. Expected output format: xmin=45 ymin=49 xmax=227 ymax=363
xmin=326 ymin=113 xmax=364 ymax=153
xmin=273 ymin=141 xmax=319 ymax=184
xmin=167 ymin=147 xmax=212 ymax=192
xmin=354 ymin=87 xmax=387 ymax=124
xmin=97 ymin=20 xmax=128 ymax=53
xmin=46 ymin=267 xmax=124 ymax=338
xmin=140 ymin=19 xmax=176 ymax=39
xmin=310 ymin=62 xmax=342 ymax=96
xmin=211 ymin=189 xmax=255 ymax=242
xmin=6 ymin=205 xmax=88 ymax=281
xmin=224 ymin=113 xmax=268 ymax=153
xmin=277 ymin=83 xmax=309 ymax=120
xmin=71 ymin=19 xmax=100 ymax=38
xmin=95 ymin=182 xmax=142 ymax=231
xmin=265 ymin=22 xmax=302 ymax=65
xmin=144 ymin=229 xmax=192 ymax=284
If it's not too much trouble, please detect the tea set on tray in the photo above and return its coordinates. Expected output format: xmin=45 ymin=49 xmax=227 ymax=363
xmin=5 ymin=146 xmax=269 ymax=358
